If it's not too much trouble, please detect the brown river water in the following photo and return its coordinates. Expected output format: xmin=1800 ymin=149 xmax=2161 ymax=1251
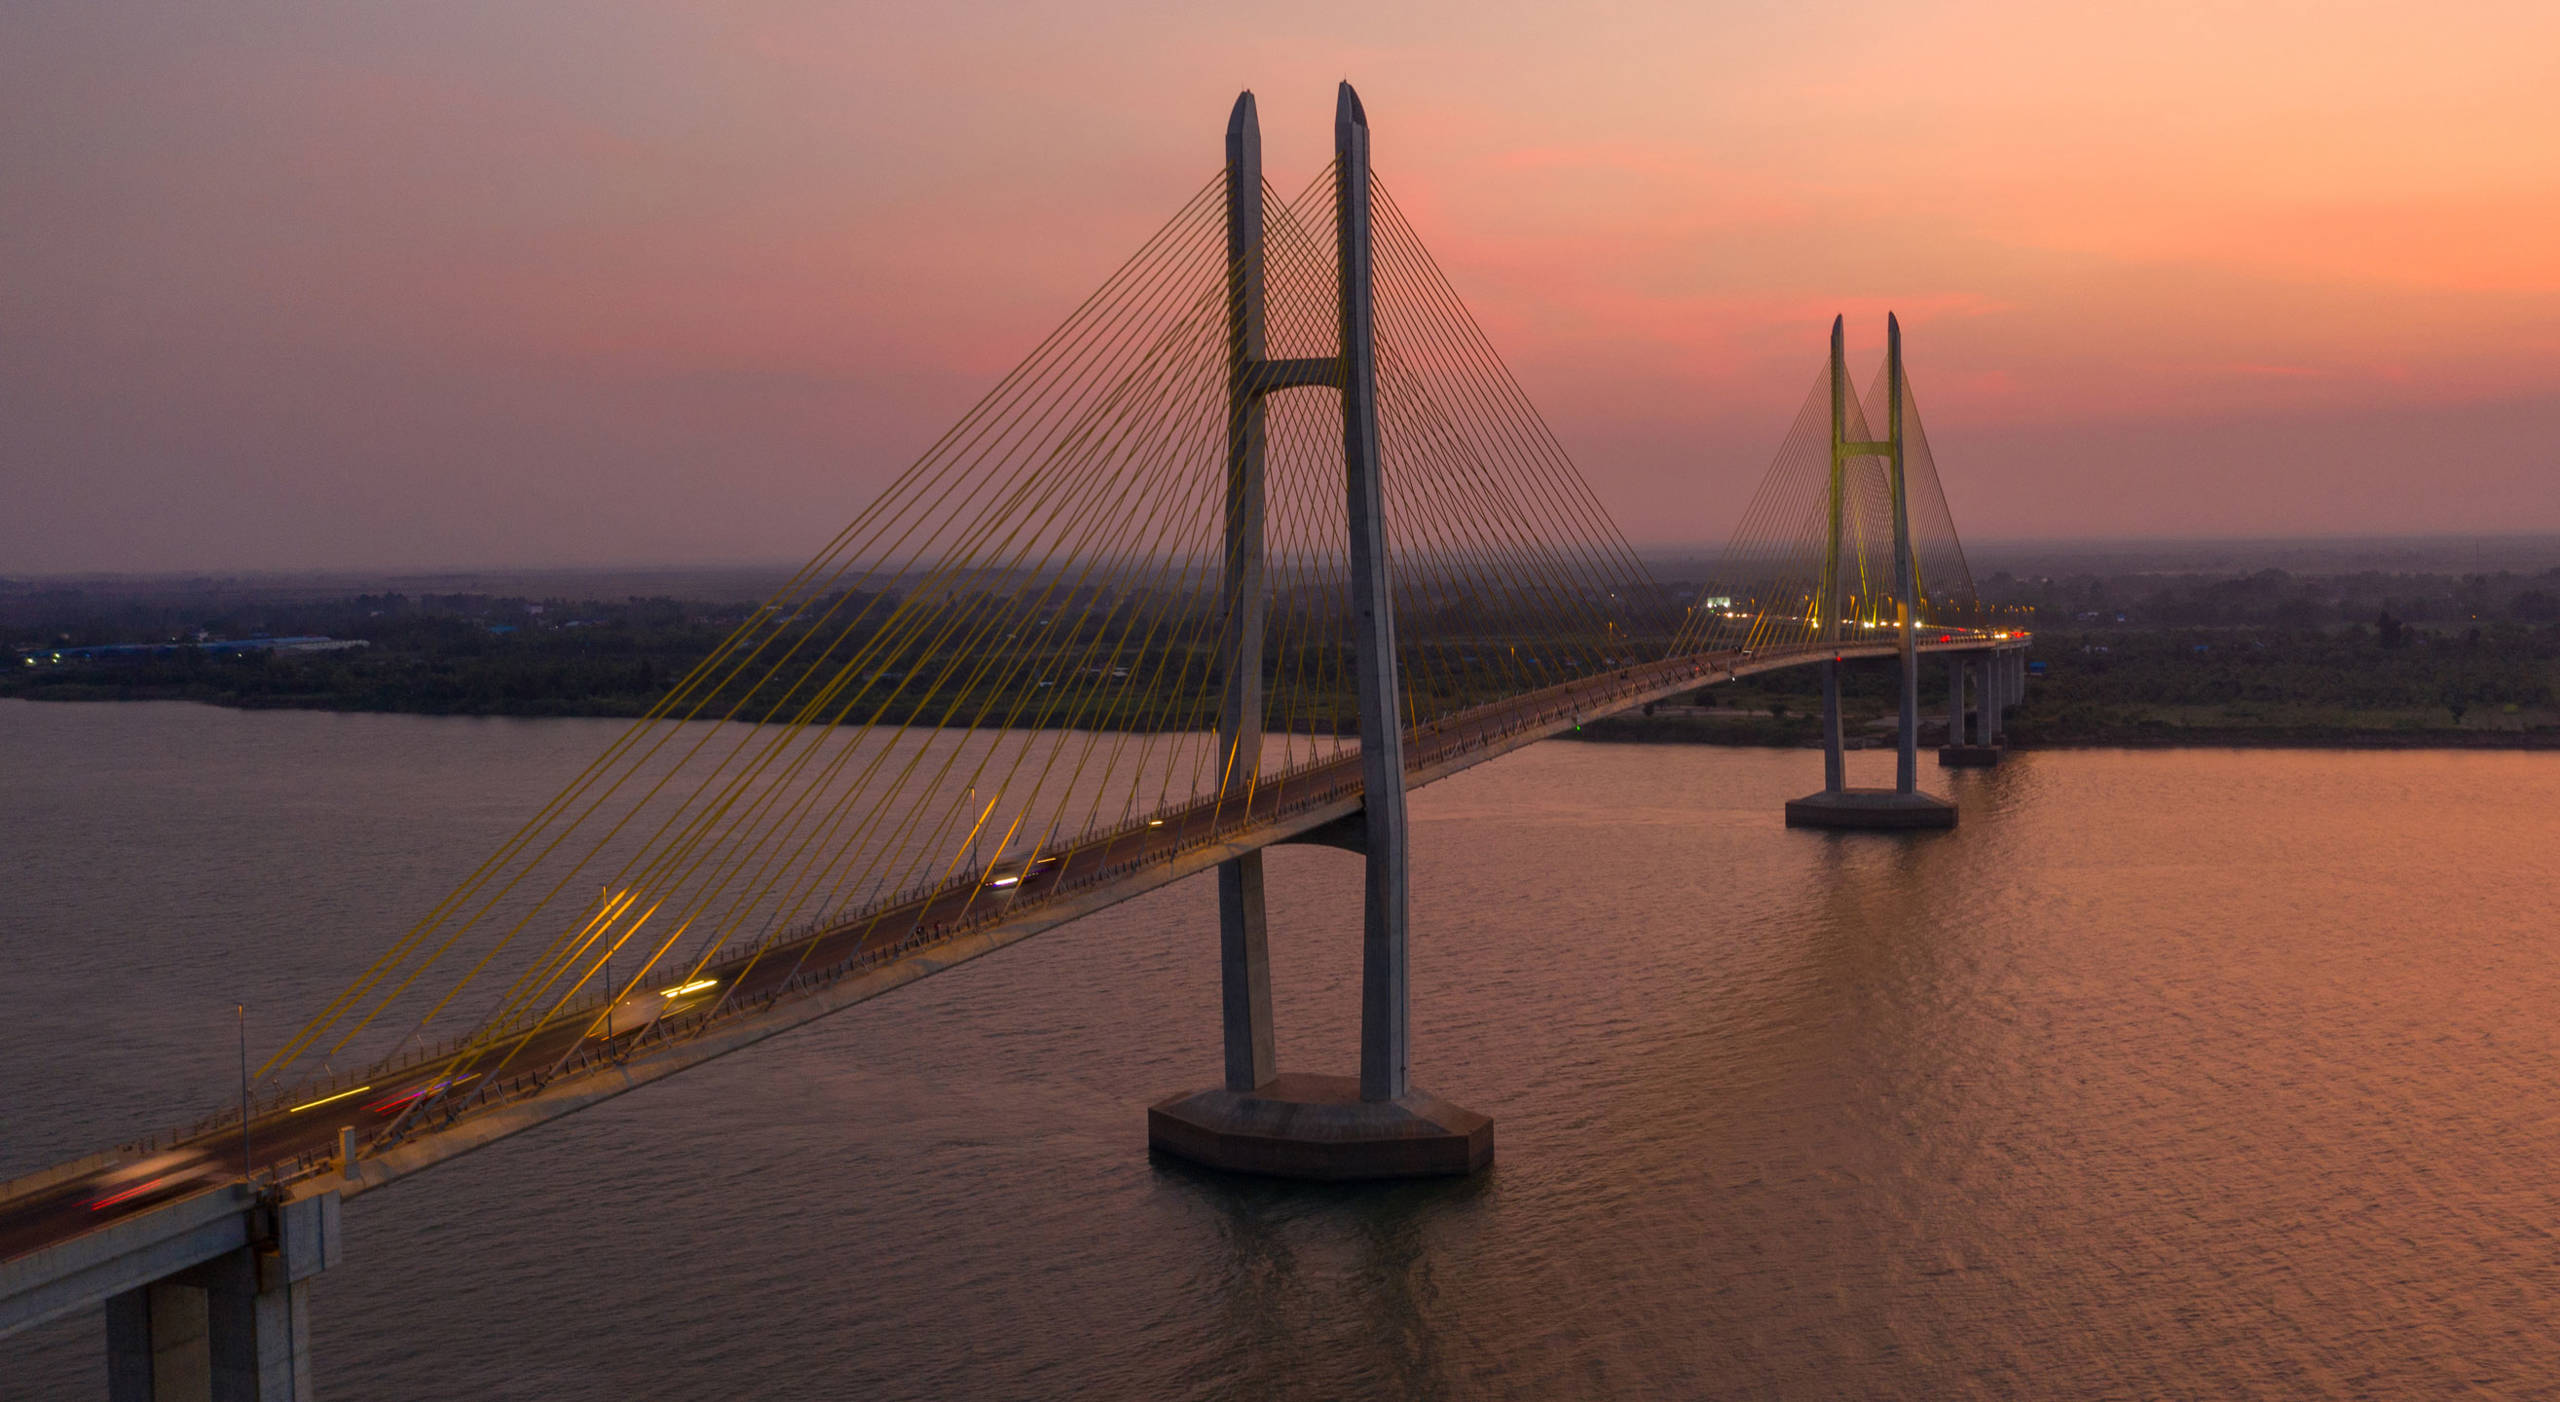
xmin=4 ymin=697 xmax=2558 ymax=1398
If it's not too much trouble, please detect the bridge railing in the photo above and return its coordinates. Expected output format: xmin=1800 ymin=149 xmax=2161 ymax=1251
xmin=175 ymin=640 xmax=2000 ymax=1185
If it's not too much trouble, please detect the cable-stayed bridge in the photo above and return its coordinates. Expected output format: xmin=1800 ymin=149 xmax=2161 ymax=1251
xmin=1 ymin=85 xmax=2027 ymax=1399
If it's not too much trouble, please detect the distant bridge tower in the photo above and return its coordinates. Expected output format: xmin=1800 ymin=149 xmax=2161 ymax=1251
xmin=1783 ymin=314 xmax=1960 ymax=829
xmin=1147 ymin=85 xmax=1493 ymax=1178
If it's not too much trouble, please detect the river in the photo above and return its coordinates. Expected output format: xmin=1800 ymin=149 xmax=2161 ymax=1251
xmin=4 ymin=698 xmax=2558 ymax=1398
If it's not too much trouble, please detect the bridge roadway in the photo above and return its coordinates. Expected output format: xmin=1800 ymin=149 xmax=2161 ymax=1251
xmin=0 ymin=631 xmax=2019 ymax=1331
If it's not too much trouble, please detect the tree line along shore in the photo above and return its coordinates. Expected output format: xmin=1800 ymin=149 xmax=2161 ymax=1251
xmin=6 ymin=565 xmax=2557 ymax=748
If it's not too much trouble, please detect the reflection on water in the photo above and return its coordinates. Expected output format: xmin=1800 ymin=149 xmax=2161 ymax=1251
xmin=5 ymin=698 xmax=2559 ymax=1398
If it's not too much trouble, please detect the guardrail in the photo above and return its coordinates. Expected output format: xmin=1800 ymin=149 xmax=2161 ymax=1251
xmin=173 ymin=634 xmax=2018 ymax=1190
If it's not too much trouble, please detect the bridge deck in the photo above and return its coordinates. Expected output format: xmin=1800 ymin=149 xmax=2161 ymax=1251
xmin=0 ymin=634 xmax=2023 ymax=1330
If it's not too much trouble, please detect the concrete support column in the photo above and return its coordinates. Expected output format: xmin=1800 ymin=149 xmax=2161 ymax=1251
xmin=1894 ymin=640 xmax=1919 ymax=792
xmin=1947 ymin=655 xmax=1966 ymax=744
xmin=1819 ymin=316 xmax=1846 ymax=798
xmin=201 ymin=1253 xmax=312 ymax=1402
xmin=1215 ymin=851 xmax=1275 ymax=1090
xmin=1986 ymin=655 xmax=2006 ymax=744
xmin=1967 ymin=657 xmax=1985 ymax=742
xmin=1974 ymin=656 xmax=1991 ymax=743
xmin=1215 ymin=91 xmax=1276 ymax=1093
xmin=1975 ymin=656 xmax=1990 ymax=743
xmin=1820 ymin=658 xmax=1844 ymax=792
xmin=1337 ymin=84 xmax=1411 ymax=1106
xmin=1216 ymin=854 xmax=1274 ymax=1090
xmin=108 ymin=1281 xmax=211 ymax=1402
xmin=106 ymin=1195 xmax=338 ymax=1402
xmin=1887 ymin=314 xmax=1918 ymax=795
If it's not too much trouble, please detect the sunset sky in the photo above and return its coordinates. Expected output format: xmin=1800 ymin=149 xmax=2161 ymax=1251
xmin=7 ymin=1 xmax=2557 ymax=572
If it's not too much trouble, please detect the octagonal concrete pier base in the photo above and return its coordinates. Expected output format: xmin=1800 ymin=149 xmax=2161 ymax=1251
xmin=1148 ymin=1073 xmax=1491 ymax=1180
xmin=1784 ymin=788 xmax=1958 ymax=830
xmin=1937 ymin=743 xmax=2003 ymax=768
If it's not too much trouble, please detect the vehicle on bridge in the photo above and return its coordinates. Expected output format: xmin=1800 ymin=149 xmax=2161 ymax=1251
xmin=586 ymin=976 xmax=721 ymax=1040
xmin=363 ymin=1074 xmax=479 ymax=1117
xmin=81 ymin=1148 xmax=223 ymax=1215
xmin=982 ymin=852 xmax=1061 ymax=895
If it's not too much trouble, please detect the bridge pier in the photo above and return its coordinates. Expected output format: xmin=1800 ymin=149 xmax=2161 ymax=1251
xmin=1784 ymin=314 xmax=1953 ymax=831
xmin=1150 ymin=85 xmax=1490 ymax=1182
xmin=1819 ymin=657 xmax=1845 ymax=791
xmin=1217 ymin=852 xmax=1276 ymax=1090
xmin=1986 ymin=651 xmax=2008 ymax=744
xmin=102 ymin=1192 xmax=339 ymax=1402
xmin=1940 ymin=652 xmax=2002 ymax=766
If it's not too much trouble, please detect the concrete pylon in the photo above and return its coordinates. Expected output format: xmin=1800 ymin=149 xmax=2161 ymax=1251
xmin=1213 ymin=91 xmax=1276 ymax=1096
xmin=105 ymin=1193 xmax=339 ymax=1402
xmin=1982 ymin=654 xmax=1997 ymax=736
xmin=1335 ymin=81 xmax=1422 ymax=1109
xmin=1819 ymin=657 xmax=1844 ymax=793
xmin=1786 ymin=315 xmax=1954 ymax=830
xmin=1888 ymin=313 xmax=1922 ymax=794
xmin=1149 ymin=85 xmax=1490 ymax=1180
xmin=1940 ymin=650 xmax=2001 ymax=766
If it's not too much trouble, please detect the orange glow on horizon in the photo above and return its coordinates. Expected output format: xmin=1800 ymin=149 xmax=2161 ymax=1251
xmin=5 ymin=1 xmax=2556 ymax=570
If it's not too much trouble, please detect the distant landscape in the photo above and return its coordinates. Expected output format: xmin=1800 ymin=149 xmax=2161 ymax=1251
xmin=8 ymin=538 xmax=2557 ymax=748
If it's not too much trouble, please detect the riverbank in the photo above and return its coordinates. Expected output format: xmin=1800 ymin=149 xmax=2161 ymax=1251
xmin=1571 ymin=713 xmax=2560 ymax=750
xmin=1570 ymin=617 xmax=2560 ymax=750
xmin=13 ymin=686 xmax=2557 ymax=751
xmin=10 ymin=589 xmax=2555 ymax=747
xmin=0 ymin=676 xmax=668 ymax=718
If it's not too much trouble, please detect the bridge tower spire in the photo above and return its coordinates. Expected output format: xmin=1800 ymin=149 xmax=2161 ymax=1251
xmin=1150 ymin=84 xmax=1491 ymax=1178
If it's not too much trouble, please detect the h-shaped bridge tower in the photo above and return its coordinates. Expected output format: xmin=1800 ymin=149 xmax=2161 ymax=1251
xmin=1782 ymin=314 xmax=1961 ymax=829
xmin=1146 ymin=86 xmax=1493 ymax=1179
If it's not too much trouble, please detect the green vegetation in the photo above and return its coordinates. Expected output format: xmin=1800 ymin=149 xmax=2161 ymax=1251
xmin=2006 ymin=624 xmax=2557 ymax=745
xmin=1582 ymin=562 xmax=2560 ymax=749
xmin=11 ymin=563 xmax=2560 ymax=748
xmin=5 ymin=593 xmax=743 ymax=717
xmin=2 ymin=584 xmax=1599 ymax=729
xmin=1998 ymin=561 xmax=2560 ymax=745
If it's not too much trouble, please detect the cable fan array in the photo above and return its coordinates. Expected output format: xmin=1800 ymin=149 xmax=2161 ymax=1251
xmin=256 ymin=163 xmax=1681 ymax=1101
xmin=1675 ymin=352 xmax=1979 ymax=656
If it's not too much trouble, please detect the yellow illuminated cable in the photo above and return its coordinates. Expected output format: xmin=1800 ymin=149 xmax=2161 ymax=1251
xmin=287 ymin=1085 xmax=374 ymax=1114
xmin=665 ymin=244 xmax=1233 ymax=1008
xmin=1373 ymin=228 xmax=1669 ymax=687
xmin=373 ymin=177 xmax=1239 ymax=1094
xmin=458 ymin=182 xmax=1239 ymax=1018
xmin=1380 ymin=187 xmax=1677 ymax=663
